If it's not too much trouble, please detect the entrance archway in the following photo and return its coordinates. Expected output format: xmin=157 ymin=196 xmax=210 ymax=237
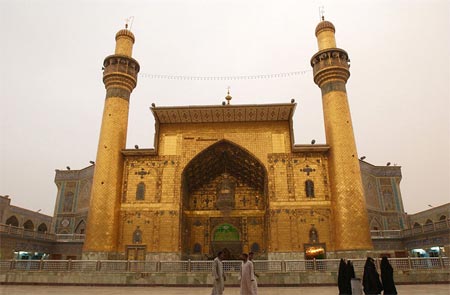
xmin=211 ymin=223 xmax=242 ymax=260
xmin=181 ymin=140 xmax=268 ymax=259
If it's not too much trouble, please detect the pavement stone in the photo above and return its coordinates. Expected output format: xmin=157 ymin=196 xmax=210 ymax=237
xmin=0 ymin=284 xmax=449 ymax=295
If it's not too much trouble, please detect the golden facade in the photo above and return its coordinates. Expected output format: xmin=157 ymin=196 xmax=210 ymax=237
xmin=83 ymin=19 xmax=373 ymax=260
xmin=115 ymin=113 xmax=337 ymax=260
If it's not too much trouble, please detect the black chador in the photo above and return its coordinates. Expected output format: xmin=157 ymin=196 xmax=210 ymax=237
xmin=363 ymin=257 xmax=383 ymax=295
xmin=338 ymin=259 xmax=348 ymax=294
xmin=338 ymin=259 xmax=354 ymax=294
xmin=380 ymin=257 xmax=397 ymax=295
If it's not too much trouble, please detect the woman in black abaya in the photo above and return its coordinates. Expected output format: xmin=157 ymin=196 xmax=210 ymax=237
xmin=380 ymin=257 xmax=397 ymax=295
xmin=338 ymin=259 xmax=355 ymax=294
xmin=338 ymin=258 xmax=349 ymax=294
xmin=363 ymin=257 xmax=383 ymax=295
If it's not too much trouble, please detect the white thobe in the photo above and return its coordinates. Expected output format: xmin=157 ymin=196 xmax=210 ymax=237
xmin=239 ymin=260 xmax=257 ymax=295
xmin=211 ymin=257 xmax=225 ymax=295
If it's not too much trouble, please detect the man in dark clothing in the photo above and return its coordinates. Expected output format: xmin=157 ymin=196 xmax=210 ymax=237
xmin=363 ymin=257 xmax=383 ymax=295
xmin=380 ymin=257 xmax=397 ymax=295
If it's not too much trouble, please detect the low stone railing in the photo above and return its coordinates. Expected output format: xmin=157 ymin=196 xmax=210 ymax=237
xmin=371 ymin=219 xmax=449 ymax=239
xmin=403 ymin=219 xmax=450 ymax=237
xmin=1 ymin=257 xmax=448 ymax=273
xmin=0 ymin=223 xmax=55 ymax=240
xmin=0 ymin=224 xmax=84 ymax=242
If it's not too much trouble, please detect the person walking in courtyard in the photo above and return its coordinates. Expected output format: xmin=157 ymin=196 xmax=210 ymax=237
xmin=337 ymin=258 xmax=356 ymax=294
xmin=347 ymin=260 xmax=356 ymax=281
xmin=239 ymin=253 xmax=257 ymax=295
xmin=363 ymin=257 xmax=383 ymax=295
xmin=211 ymin=251 xmax=226 ymax=295
xmin=380 ymin=257 xmax=397 ymax=295
xmin=248 ymin=252 xmax=259 ymax=279
xmin=338 ymin=258 xmax=350 ymax=294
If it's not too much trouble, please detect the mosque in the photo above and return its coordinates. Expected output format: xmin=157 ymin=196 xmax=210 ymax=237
xmin=2 ymin=18 xmax=447 ymax=262
xmin=80 ymin=18 xmax=392 ymax=261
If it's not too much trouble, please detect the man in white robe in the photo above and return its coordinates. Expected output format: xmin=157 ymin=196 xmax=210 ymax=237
xmin=239 ymin=253 xmax=257 ymax=295
xmin=249 ymin=252 xmax=259 ymax=279
xmin=211 ymin=251 xmax=226 ymax=295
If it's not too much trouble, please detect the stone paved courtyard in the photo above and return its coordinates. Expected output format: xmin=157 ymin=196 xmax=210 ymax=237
xmin=1 ymin=284 xmax=449 ymax=295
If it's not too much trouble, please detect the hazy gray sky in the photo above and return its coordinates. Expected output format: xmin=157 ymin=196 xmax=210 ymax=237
xmin=0 ymin=0 xmax=449 ymax=216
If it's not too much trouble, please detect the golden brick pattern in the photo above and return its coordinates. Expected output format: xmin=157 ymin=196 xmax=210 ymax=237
xmin=161 ymin=135 xmax=179 ymax=155
xmin=119 ymin=156 xmax=181 ymax=254
xmin=291 ymin=155 xmax=330 ymax=201
xmin=269 ymin=208 xmax=331 ymax=252
xmin=312 ymin=20 xmax=372 ymax=251
xmin=159 ymin=121 xmax=292 ymax=165
xmin=321 ymin=85 xmax=372 ymax=251
xmin=272 ymin=133 xmax=286 ymax=153
xmin=118 ymin=210 xmax=179 ymax=253
xmin=83 ymin=97 xmax=130 ymax=252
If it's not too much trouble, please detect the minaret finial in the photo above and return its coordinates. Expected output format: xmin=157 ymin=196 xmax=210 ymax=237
xmin=225 ymin=86 xmax=232 ymax=105
xmin=125 ymin=16 xmax=134 ymax=31
xmin=319 ymin=6 xmax=325 ymax=21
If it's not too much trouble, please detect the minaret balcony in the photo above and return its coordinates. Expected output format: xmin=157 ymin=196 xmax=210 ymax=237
xmin=102 ymin=55 xmax=140 ymax=92
xmin=311 ymin=48 xmax=350 ymax=86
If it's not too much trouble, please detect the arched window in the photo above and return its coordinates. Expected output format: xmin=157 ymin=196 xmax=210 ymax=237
xmin=370 ymin=218 xmax=382 ymax=231
xmin=75 ymin=220 xmax=86 ymax=234
xmin=193 ymin=243 xmax=202 ymax=253
xmin=309 ymin=226 xmax=319 ymax=243
xmin=251 ymin=242 xmax=260 ymax=253
xmin=136 ymin=182 xmax=145 ymax=200
xmin=305 ymin=180 xmax=315 ymax=198
xmin=6 ymin=216 xmax=19 ymax=227
xmin=413 ymin=222 xmax=421 ymax=228
xmin=23 ymin=220 xmax=34 ymax=230
xmin=133 ymin=227 xmax=143 ymax=244
xmin=37 ymin=223 xmax=48 ymax=233
xmin=425 ymin=219 xmax=433 ymax=225
xmin=439 ymin=215 xmax=447 ymax=221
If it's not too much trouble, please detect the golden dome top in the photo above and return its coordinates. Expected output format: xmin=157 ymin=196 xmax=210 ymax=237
xmin=315 ymin=20 xmax=335 ymax=36
xmin=225 ymin=90 xmax=232 ymax=105
xmin=115 ymin=28 xmax=135 ymax=43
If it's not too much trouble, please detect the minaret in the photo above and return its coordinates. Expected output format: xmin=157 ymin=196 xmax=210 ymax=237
xmin=83 ymin=26 xmax=140 ymax=259
xmin=311 ymin=19 xmax=372 ymax=251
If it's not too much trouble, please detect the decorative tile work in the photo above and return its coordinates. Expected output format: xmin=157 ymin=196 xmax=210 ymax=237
xmin=153 ymin=104 xmax=294 ymax=124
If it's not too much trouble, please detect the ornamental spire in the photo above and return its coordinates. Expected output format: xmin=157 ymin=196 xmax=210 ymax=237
xmin=225 ymin=87 xmax=232 ymax=105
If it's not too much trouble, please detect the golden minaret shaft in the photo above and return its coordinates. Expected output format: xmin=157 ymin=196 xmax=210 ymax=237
xmin=311 ymin=19 xmax=372 ymax=251
xmin=83 ymin=28 xmax=140 ymax=258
